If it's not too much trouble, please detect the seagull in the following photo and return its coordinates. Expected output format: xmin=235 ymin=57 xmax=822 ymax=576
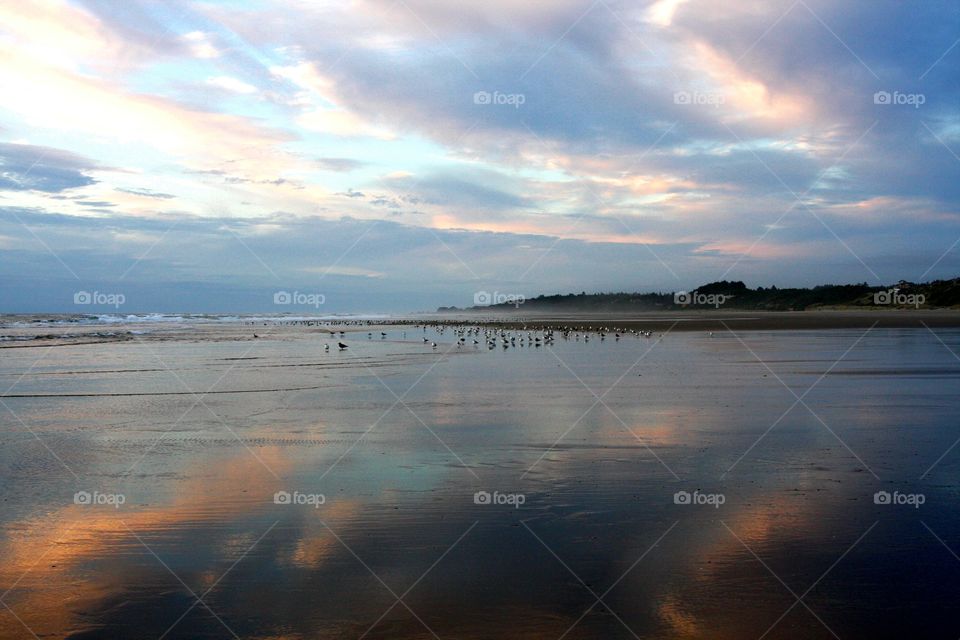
xmin=338 ymin=342 xmax=348 ymax=350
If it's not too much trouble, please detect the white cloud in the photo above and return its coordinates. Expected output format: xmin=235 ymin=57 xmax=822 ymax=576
xmin=271 ymin=63 xmax=395 ymax=139
xmin=206 ymin=76 xmax=258 ymax=94
xmin=302 ymin=266 xmax=385 ymax=278
xmin=644 ymin=0 xmax=690 ymax=26
xmin=182 ymin=31 xmax=220 ymax=59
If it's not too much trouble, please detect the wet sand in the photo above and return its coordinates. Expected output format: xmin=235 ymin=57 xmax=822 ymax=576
xmin=1 ymin=320 xmax=959 ymax=638
xmin=429 ymin=308 xmax=960 ymax=332
xmin=4 ymin=310 xmax=960 ymax=351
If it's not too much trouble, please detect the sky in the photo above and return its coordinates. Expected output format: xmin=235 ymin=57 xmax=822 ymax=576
xmin=0 ymin=0 xmax=958 ymax=313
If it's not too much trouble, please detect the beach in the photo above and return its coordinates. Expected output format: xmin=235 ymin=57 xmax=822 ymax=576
xmin=433 ymin=308 xmax=960 ymax=332
xmin=3 ymin=0 xmax=958 ymax=635
xmin=1 ymin=314 xmax=959 ymax=638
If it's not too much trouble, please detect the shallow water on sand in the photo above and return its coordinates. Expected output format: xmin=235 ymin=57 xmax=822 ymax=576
xmin=1 ymin=325 xmax=959 ymax=639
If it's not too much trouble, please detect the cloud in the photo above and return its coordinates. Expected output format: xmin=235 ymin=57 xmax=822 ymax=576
xmin=402 ymin=169 xmax=532 ymax=211
xmin=0 ymin=0 xmax=163 ymax=72
xmin=0 ymin=43 xmax=296 ymax=179
xmin=74 ymin=200 xmax=116 ymax=207
xmin=0 ymin=142 xmax=99 ymax=192
xmin=182 ymin=30 xmax=220 ymax=59
xmin=1 ymin=0 xmax=959 ymax=311
xmin=6 ymin=199 xmax=959 ymax=313
xmin=270 ymin=62 xmax=396 ymax=139
xmin=115 ymin=187 xmax=176 ymax=199
xmin=301 ymin=266 xmax=385 ymax=278
xmin=206 ymin=75 xmax=258 ymax=94
xmin=316 ymin=157 xmax=367 ymax=172
xmin=645 ymin=0 xmax=690 ymax=26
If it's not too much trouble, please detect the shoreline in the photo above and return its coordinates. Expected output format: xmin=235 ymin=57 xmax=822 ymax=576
xmin=413 ymin=309 xmax=960 ymax=332
xmin=3 ymin=310 xmax=960 ymax=346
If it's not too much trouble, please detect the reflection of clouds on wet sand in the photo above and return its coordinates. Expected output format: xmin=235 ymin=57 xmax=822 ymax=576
xmin=0 ymin=446 xmax=329 ymax=638
xmin=284 ymin=502 xmax=359 ymax=569
xmin=651 ymin=486 xmax=871 ymax=638
xmin=657 ymin=593 xmax=702 ymax=637
xmin=1 ymin=326 xmax=959 ymax=638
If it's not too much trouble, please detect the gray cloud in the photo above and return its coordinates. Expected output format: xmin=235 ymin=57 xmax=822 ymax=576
xmin=0 ymin=143 xmax=99 ymax=193
xmin=316 ymin=157 xmax=367 ymax=172
xmin=3 ymin=0 xmax=959 ymax=313
xmin=2 ymin=203 xmax=959 ymax=313
xmin=115 ymin=187 xmax=176 ymax=199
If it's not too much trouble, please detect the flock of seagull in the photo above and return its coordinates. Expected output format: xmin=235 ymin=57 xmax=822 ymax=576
xmin=315 ymin=323 xmax=658 ymax=351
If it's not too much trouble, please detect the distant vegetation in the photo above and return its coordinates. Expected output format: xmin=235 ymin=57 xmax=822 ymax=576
xmin=438 ymin=278 xmax=960 ymax=313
